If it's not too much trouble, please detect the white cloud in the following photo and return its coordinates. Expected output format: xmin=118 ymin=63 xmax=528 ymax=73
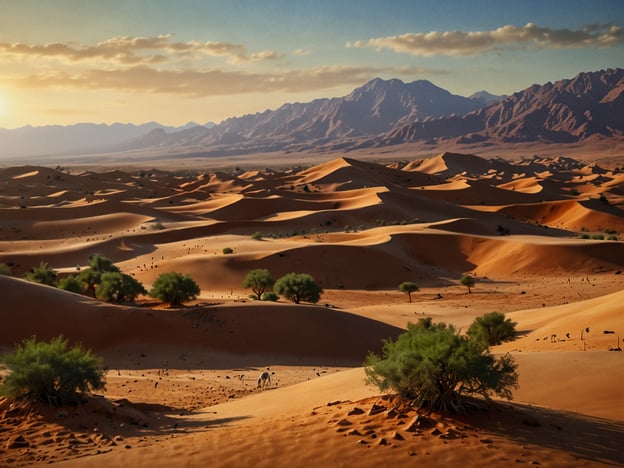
xmin=351 ymin=23 xmax=623 ymax=57
xmin=0 ymin=35 xmax=282 ymax=65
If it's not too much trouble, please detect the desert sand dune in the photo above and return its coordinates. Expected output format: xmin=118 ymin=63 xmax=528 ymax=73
xmin=1 ymin=152 xmax=624 ymax=467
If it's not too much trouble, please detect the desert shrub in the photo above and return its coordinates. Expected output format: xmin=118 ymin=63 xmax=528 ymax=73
xmin=591 ymin=234 xmax=605 ymax=240
xmin=97 ymin=272 xmax=146 ymax=303
xmin=580 ymin=234 xmax=590 ymax=239
xmin=242 ymin=268 xmax=275 ymax=300
xmin=467 ymin=312 xmax=517 ymax=346
xmin=0 ymin=262 xmax=11 ymax=276
xmin=25 ymin=261 xmax=57 ymax=287
xmin=607 ymin=235 xmax=618 ymax=241
xmin=149 ymin=272 xmax=200 ymax=306
xmin=77 ymin=254 xmax=120 ymax=297
xmin=364 ymin=318 xmax=518 ymax=413
xmin=399 ymin=281 xmax=419 ymax=303
xmin=460 ymin=275 xmax=475 ymax=293
xmin=251 ymin=231 xmax=263 ymax=241
xmin=274 ymin=273 xmax=323 ymax=304
xmin=0 ymin=336 xmax=105 ymax=406
xmin=58 ymin=275 xmax=85 ymax=294
xmin=222 ymin=247 xmax=234 ymax=254
xmin=262 ymin=291 xmax=279 ymax=301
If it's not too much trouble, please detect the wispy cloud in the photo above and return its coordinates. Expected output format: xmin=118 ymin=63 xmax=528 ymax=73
xmin=348 ymin=23 xmax=623 ymax=57
xmin=0 ymin=34 xmax=282 ymax=65
xmin=6 ymin=65 xmax=444 ymax=96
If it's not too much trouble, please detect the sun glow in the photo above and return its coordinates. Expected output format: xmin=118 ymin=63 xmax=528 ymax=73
xmin=0 ymin=92 xmax=8 ymax=121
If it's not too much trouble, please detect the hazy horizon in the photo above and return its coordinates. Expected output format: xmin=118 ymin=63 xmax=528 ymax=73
xmin=0 ymin=0 xmax=622 ymax=129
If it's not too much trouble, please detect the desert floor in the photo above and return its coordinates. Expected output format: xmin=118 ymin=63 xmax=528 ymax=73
xmin=1 ymin=152 xmax=623 ymax=467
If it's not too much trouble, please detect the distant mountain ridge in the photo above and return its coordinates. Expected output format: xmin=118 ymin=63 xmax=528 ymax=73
xmin=1 ymin=68 xmax=621 ymax=161
xmin=378 ymin=68 xmax=624 ymax=146
xmin=0 ymin=121 xmax=214 ymax=159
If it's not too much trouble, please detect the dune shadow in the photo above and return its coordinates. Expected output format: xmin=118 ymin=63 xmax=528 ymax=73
xmin=458 ymin=401 xmax=624 ymax=466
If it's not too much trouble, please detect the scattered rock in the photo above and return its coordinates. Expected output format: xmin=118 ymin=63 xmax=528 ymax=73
xmin=480 ymin=438 xmax=494 ymax=444
xmin=404 ymin=414 xmax=435 ymax=432
xmin=7 ymin=435 xmax=29 ymax=449
xmin=346 ymin=429 xmax=362 ymax=436
xmin=377 ymin=437 xmax=388 ymax=446
xmin=430 ymin=428 xmax=442 ymax=436
xmin=391 ymin=431 xmax=404 ymax=441
xmin=356 ymin=439 xmax=368 ymax=445
xmin=335 ymin=418 xmax=352 ymax=427
xmin=368 ymin=403 xmax=385 ymax=416
xmin=347 ymin=407 xmax=365 ymax=416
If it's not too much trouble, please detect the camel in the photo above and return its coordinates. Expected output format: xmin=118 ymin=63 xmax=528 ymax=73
xmin=257 ymin=371 xmax=271 ymax=388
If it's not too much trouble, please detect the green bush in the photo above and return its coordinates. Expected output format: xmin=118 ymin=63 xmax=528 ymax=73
xmin=467 ymin=312 xmax=517 ymax=346
xmin=0 ymin=262 xmax=11 ymax=276
xmin=460 ymin=275 xmax=475 ymax=293
xmin=274 ymin=273 xmax=323 ymax=304
xmin=251 ymin=231 xmax=263 ymax=241
xmin=97 ymin=272 xmax=146 ymax=303
xmin=242 ymin=268 xmax=275 ymax=300
xmin=262 ymin=291 xmax=279 ymax=301
xmin=77 ymin=254 xmax=120 ymax=297
xmin=0 ymin=336 xmax=106 ymax=406
xmin=222 ymin=247 xmax=234 ymax=254
xmin=149 ymin=272 xmax=200 ymax=306
xmin=25 ymin=261 xmax=57 ymax=286
xmin=364 ymin=318 xmax=518 ymax=413
xmin=58 ymin=275 xmax=85 ymax=294
xmin=399 ymin=281 xmax=419 ymax=303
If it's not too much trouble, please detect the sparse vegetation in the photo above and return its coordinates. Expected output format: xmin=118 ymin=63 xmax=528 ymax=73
xmin=97 ymin=271 xmax=146 ymax=303
xmin=399 ymin=281 xmax=419 ymax=303
xmin=78 ymin=254 xmax=120 ymax=297
xmin=274 ymin=273 xmax=323 ymax=304
xmin=467 ymin=312 xmax=517 ymax=346
xmin=58 ymin=275 xmax=85 ymax=294
xmin=149 ymin=272 xmax=200 ymax=307
xmin=25 ymin=261 xmax=57 ymax=287
xmin=460 ymin=275 xmax=475 ymax=294
xmin=0 ymin=262 xmax=11 ymax=276
xmin=251 ymin=231 xmax=263 ymax=240
xmin=0 ymin=336 xmax=106 ymax=406
xmin=242 ymin=268 xmax=275 ymax=300
xmin=262 ymin=291 xmax=279 ymax=301
xmin=364 ymin=318 xmax=518 ymax=413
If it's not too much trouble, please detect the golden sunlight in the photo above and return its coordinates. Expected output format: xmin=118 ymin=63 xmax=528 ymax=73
xmin=0 ymin=92 xmax=8 ymax=120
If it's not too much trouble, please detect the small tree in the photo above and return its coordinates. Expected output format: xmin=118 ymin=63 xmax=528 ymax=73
xmin=25 ymin=261 xmax=57 ymax=286
xmin=274 ymin=273 xmax=323 ymax=304
xmin=0 ymin=262 xmax=11 ymax=276
xmin=149 ymin=272 xmax=200 ymax=307
xmin=97 ymin=272 xmax=146 ymax=303
xmin=460 ymin=275 xmax=475 ymax=294
xmin=58 ymin=275 xmax=86 ymax=294
xmin=242 ymin=268 xmax=275 ymax=300
xmin=467 ymin=312 xmax=517 ymax=346
xmin=78 ymin=254 xmax=120 ymax=297
xmin=0 ymin=336 xmax=106 ymax=406
xmin=364 ymin=318 xmax=518 ymax=413
xmin=399 ymin=282 xmax=419 ymax=303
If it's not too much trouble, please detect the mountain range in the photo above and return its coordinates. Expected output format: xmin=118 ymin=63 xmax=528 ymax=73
xmin=1 ymin=68 xmax=622 ymax=162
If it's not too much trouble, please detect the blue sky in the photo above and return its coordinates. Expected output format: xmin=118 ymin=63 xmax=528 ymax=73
xmin=0 ymin=0 xmax=622 ymax=127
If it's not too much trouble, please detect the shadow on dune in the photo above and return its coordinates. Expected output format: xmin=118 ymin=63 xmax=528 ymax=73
xmin=458 ymin=401 xmax=624 ymax=466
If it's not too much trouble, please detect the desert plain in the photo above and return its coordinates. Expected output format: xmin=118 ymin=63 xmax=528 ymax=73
xmin=0 ymin=151 xmax=623 ymax=467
